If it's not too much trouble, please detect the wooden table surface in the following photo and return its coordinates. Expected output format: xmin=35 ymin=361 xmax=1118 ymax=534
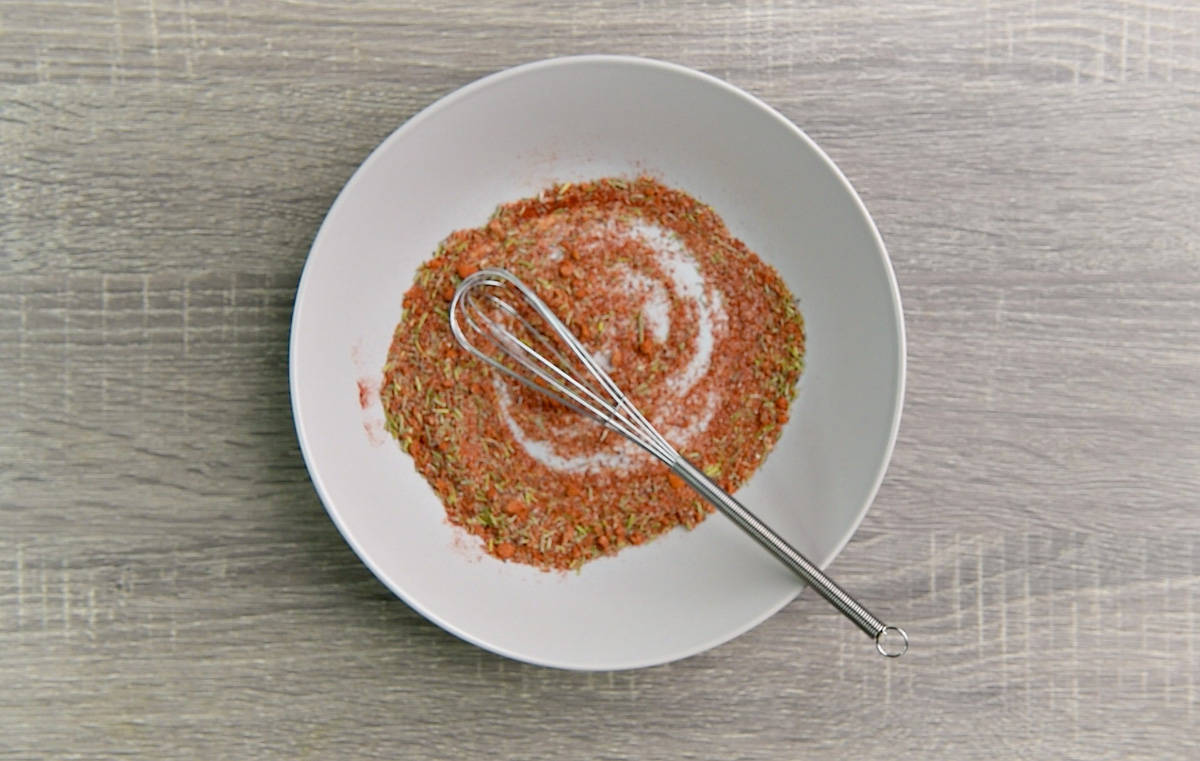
xmin=3 ymin=1 xmax=1198 ymax=758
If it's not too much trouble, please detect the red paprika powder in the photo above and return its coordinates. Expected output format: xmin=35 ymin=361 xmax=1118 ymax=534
xmin=381 ymin=177 xmax=804 ymax=571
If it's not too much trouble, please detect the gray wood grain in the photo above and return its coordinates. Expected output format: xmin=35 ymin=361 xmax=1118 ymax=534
xmin=2 ymin=1 xmax=1198 ymax=759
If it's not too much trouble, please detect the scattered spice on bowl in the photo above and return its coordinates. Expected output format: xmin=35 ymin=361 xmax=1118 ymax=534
xmin=381 ymin=176 xmax=804 ymax=571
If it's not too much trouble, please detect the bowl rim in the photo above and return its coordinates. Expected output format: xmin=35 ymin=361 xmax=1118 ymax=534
xmin=289 ymin=54 xmax=906 ymax=669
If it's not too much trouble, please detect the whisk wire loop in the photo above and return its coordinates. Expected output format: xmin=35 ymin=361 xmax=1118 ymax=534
xmin=451 ymin=271 xmax=674 ymax=462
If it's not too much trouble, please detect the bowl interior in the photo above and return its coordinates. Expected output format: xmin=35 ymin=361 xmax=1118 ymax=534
xmin=290 ymin=56 xmax=904 ymax=670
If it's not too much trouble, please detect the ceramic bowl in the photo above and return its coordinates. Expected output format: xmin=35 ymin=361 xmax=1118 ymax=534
xmin=290 ymin=55 xmax=904 ymax=670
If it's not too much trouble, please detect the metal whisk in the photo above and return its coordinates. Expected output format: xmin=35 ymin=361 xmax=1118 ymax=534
xmin=449 ymin=268 xmax=908 ymax=657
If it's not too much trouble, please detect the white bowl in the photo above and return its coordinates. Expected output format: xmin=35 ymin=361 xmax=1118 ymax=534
xmin=290 ymin=56 xmax=904 ymax=670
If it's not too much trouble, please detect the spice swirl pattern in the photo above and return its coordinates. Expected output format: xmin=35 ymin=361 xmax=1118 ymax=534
xmin=381 ymin=177 xmax=805 ymax=571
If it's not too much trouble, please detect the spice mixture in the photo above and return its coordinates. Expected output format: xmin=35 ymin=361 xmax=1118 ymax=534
xmin=381 ymin=177 xmax=805 ymax=571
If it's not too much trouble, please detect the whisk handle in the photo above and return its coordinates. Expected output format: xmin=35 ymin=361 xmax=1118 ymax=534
xmin=672 ymin=458 xmax=908 ymax=657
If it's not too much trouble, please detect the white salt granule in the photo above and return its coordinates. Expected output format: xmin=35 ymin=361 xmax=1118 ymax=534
xmin=629 ymin=221 xmax=727 ymax=397
xmin=620 ymin=268 xmax=671 ymax=343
